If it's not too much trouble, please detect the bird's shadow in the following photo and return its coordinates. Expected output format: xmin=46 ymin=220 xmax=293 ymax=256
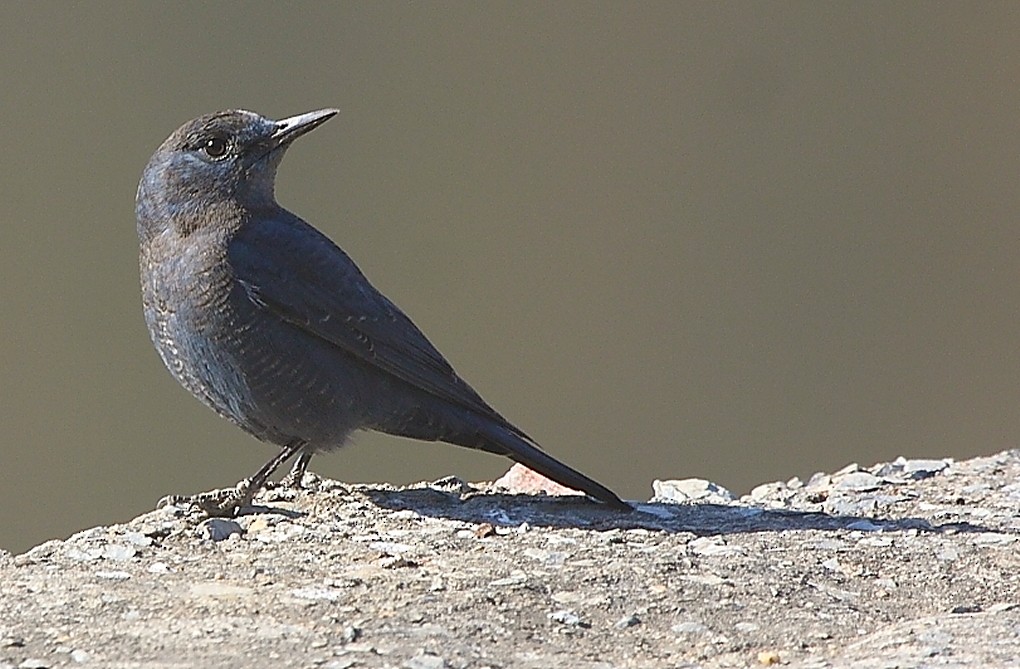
xmin=351 ymin=485 xmax=993 ymax=537
xmin=228 ymin=475 xmax=997 ymax=537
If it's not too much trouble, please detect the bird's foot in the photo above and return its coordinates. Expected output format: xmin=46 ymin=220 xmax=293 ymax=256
xmin=278 ymin=450 xmax=314 ymax=490
xmin=156 ymin=442 xmax=310 ymax=516
xmin=156 ymin=479 xmax=258 ymax=517
xmin=278 ymin=468 xmax=308 ymax=490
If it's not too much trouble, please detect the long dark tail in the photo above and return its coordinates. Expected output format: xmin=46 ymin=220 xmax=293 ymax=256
xmin=480 ymin=424 xmax=632 ymax=511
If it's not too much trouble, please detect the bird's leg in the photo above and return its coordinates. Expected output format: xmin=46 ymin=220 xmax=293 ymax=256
xmin=158 ymin=440 xmax=307 ymax=516
xmin=279 ymin=450 xmax=314 ymax=489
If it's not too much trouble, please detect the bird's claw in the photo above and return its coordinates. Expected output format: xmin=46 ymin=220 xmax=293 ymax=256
xmin=156 ymin=479 xmax=257 ymax=517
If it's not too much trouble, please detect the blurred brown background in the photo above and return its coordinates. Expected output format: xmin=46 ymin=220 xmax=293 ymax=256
xmin=1 ymin=3 xmax=1018 ymax=553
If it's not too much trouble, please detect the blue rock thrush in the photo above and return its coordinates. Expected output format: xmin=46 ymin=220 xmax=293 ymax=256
xmin=136 ymin=109 xmax=629 ymax=515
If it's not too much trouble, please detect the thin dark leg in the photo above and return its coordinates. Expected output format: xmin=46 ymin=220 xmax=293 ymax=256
xmin=280 ymin=450 xmax=314 ymax=489
xmin=158 ymin=439 xmax=307 ymax=516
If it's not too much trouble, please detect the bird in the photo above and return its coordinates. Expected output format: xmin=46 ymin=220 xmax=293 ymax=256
xmin=136 ymin=108 xmax=629 ymax=515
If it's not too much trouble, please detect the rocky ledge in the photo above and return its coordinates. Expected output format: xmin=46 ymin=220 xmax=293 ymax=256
xmin=1 ymin=451 xmax=1018 ymax=668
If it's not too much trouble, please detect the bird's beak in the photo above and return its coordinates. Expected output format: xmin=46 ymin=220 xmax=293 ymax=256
xmin=271 ymin=108 xmax=340 ymax=147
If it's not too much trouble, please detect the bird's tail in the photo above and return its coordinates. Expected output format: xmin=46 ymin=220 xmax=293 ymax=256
xmin=480 ymin=424 xmax=632 ymax=511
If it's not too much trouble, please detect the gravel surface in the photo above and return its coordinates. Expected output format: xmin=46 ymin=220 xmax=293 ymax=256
xmin=1 ymin=451 xmax=1018 ymax=668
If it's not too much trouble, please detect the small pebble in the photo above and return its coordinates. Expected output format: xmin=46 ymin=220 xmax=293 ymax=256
xmin=652 ymin=478 xmax=736 ymax=504
xmin=970 ymin=533 xmax=1016 ymax=545
xmin=614 ymin=614 xmax=640 ymax=629
xmin=378 ymin=555 xmax=416 ymax=569
xmin=196 ymin=519 xmax=243 ymax=542
xmin=672 ymin=621 xmax=707 ymax=635
xmin=748 ymin=482 xmax=793 ymax=505
xmin=369 ymin=541 xmax=413 ymax=556
xmin=19 ymin=660 xmax=50 ymax=669
xmin=857 ymin=536 xmax=893 ymax=547
xmin=102 ymin=544 xmax=136 ymax=561
xmin=689 ymin=537 xmax=744 ymax=557
xmin=824 ymin=497 xmax=877 ymax=516
xmin=340 ymin=626 xmax=361 ymax=643
xmin=474 ymin=523 xmax=496 ymax=539
xmin=527 ymin=549 xmax=568 ymax=566
xmin=805 ymin=472 xmax=832 ymax=489
xmin=834 ymin=463 xmax=862 ymax=476
xmin=901 ymin=458 xmax=949 ymax=479
xmin=873 ymin=456 xmax=949 ymax=480
xmin=323 ymin=660 xmax=357 ymax=669
xmin=835 ymin=472 xmax=883 ymax=491
xmin=821 ymin=557 xmax=842 ymax=573
xmin=65 ymin=548 xmax=103 ymax=562
xmin=548 ymin=610 xmax=585 ymax=627
xmin=936 ymin=546 xmax=960 ymax=562
xmin=404 ymin=652 xmax=448 ymax=669
xmin=951 ymin=604 xmax=982 ymax=614
xmin=551 ymin=591 xmax=584 ymax=605
xmin=244 ymin=517 xmax=271 ymax=533
xmin=69 ymin=649 xmax=90 ymax=663
xmin=121 ymin=532 xmax=153 ymax=547
xmin=489 ymin=571 xmax=527 ymax=587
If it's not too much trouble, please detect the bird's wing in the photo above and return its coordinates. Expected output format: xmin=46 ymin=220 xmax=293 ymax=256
xmin=228 ymin=216 xmax=506 ymax=423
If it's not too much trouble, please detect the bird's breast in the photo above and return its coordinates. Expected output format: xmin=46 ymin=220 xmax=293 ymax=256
xmin=140 ymin=235 xmax=368 ymax=447
xmin=141 ymin=232 xmax=259 ymax=416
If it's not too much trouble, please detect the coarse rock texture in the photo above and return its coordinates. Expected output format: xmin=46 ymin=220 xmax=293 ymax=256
xmin=1 ymin=451 xmax=1018 ymax=668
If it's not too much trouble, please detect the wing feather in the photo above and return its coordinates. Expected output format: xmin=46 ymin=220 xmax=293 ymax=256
xmin=229 ymin=217 xmax=508 ymax=425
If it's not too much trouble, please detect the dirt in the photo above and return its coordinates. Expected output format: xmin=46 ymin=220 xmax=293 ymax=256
xmin=1 ymin=451 xmax=1018 ymax=668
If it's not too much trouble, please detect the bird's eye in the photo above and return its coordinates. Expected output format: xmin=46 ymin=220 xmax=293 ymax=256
xmin=202 ymin=136 xmax=229 ymax=159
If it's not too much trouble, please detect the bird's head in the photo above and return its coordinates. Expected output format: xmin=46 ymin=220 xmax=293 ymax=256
xmin=136 ymin=108 xmax=338 ymax=239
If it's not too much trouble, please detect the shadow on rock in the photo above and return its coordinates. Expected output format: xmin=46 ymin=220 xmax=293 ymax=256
xmin=360 ymin=485 xmax=993 ymax=536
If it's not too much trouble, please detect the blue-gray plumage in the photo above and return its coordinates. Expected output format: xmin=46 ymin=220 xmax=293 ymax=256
xmin=137 ymin=109 xmax=628 ymax=514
